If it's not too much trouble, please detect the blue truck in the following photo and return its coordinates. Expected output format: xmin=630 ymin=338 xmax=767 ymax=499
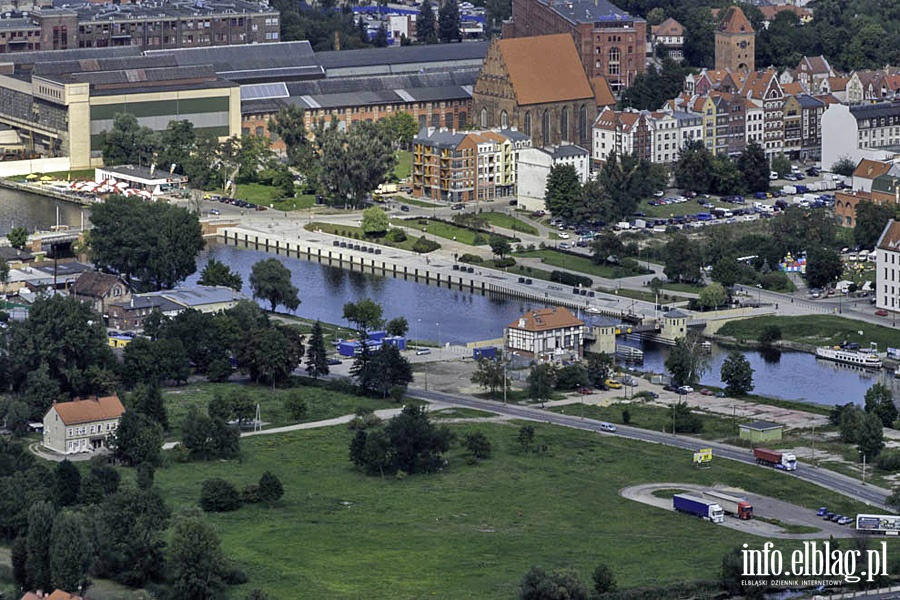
xmin=673 ymin=493 xmax=724 ymax=523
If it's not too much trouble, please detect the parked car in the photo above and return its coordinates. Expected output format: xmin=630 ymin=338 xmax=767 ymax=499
xmin=644 ymin=391 xmax=659 ymax=399
xmin=663 ymin=384 xmax=678 ymax=392
xmin=823 ymin=512 xmax=835 ymax=521
xmin=400 ymin=205 xmax=410 ymax=212
xmin=830 ymin=514 xmax=843 ymax=522
xmin=415 ymin=348 xmax=431 ymax=355
xmin=327 ymin=358 xmax=342 ymax=365
xmin=605 ymin=379 xmax=623 ymax=389
xmin=559 ymin=242 xmax=571 ymax=249
xmin=451 ymin=203 xmax=464 ymax=210
xmin=508 ymin=199 xmax=518 ymax=206
xmin=699 ymin=389 xmax=713 ymax=396
xmin=599 ymin=422 xmax=617 ymax=433
xmin=816 ymin=506 xmax=828 ymax=516
xmin=837 ymin=516 xmax=853 ymax=525
xmin=531 ymin=210 xmax=546 ymax=217
xmin=578 ymin=387 xmax=592 ymax=395
xmin=209 ymin=208 xmax=220 ymax=215
xmin=876 ymin=309 xmax=889 ymax=316
xmin=677 ymin=385 xmax=694 ymax=394
xmin=558 ymin=232 xmax=570 ymax=239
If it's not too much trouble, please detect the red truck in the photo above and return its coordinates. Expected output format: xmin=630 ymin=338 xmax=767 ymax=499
xmin=753 ymin=447 xmax=797 ymax=471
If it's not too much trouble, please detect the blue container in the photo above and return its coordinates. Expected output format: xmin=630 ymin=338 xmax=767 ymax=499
xmin=338 ymin=341 xmax=358 ymax=357
xmin=368 ymin=330 xmax=387 ymax=342
xmin=473 ymin=346 xmax=497 ymax=360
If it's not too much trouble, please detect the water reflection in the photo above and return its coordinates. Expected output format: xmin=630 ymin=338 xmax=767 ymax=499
xmin=759 ymin=347 xmax=782 ymax=364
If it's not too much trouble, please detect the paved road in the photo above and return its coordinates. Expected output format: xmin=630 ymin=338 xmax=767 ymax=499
xmin=405 ymin=386 xmax=893 ymax=509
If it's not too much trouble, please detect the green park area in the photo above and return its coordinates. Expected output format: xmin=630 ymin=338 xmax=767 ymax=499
xmin=514 ymin=249 xmax=647 ymax=279
xmin=305 ymin=221 xmax=441 ymax=253
xmin=401 ymin=218 xmax=485 ymax=246
xmin=394 ymin=150 xmax=413 ymax=181
xmin=151 ymin=420 xmax=879 ymax=598
xmin=233 ymin=182 xmax=315 ymax=211
xmin=717 ymin=315 xmax=900 ymax=349
xmin=478 ymin=211 xmax=538 ymax=236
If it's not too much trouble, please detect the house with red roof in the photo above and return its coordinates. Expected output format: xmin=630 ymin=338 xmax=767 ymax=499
xmin=42 ymin=395 xmax=125 ymax=455
xmin=505 ymin=307 xmax=585 ymax=362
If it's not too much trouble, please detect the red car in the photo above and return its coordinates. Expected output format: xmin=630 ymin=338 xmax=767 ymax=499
xmin=699 ymin=389 xmax=713 ymax=396
xmin=578 ymin=387 xmax=593 ymax=395
xmin=876 ymin=309 xmax=889 ymax=316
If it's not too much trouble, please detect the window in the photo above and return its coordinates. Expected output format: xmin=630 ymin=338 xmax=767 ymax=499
xmin=481 ymin=107 xmax=487 ymax=128
xmin=255 ymin=126 xmax=264 ymax=137
xmin=560 ymin=107 xmax=569 ymax=142
xmin=608 ymin=47 xmax=620 ymax=76
xmin=501 ymin=110 xmax=508 ymax=129
xmin=445 ymin=112 xmax=454 ymax=128
xmin=523 ymin=111 xmax=531 ymax=136
xmin=579 ymin=105 xmax=587 ymax=140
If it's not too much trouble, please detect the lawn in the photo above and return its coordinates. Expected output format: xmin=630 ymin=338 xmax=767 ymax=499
xmin=305 ymin=221 xmax=441 ymax=253
xmin=479 ymin=211 xmax=538 ymax=235
xmin=550 ymin=401 xmax=739 ymax=440
xmin=162 ymin=381 xmax=395 ymax=440
xmin=271 ymin=193 xmax=316 ymax=211
xmin=514 ymin=249 xmax=645 ymax=279
xmin=152 ymin=421 xmax=882 ymax=599
xmin=394 ymin=150 xmax=412 ymax=181
xmin=595 ymin=286 xmax=687 ymax=304
xmin=660 ymin=281 xmax=705 ymax=294
xmin=24 ymin=168 xmax=95 ymax=181
xmin=234 ymin=182 xmax=278 ymax=205
xmin=717 ymin=315 xmax=900 ymax=349
xmin=401 ymin=218 xmax=484 ymax=245
xmin=397 ymin=196 xmax=440 ymax=208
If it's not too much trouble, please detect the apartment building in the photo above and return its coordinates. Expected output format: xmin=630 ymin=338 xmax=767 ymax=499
xmin=741 ymin=68 xmax=784 ymax=159
xmin=411 ymin=127 xmax=531 ymax=203
xmin=877 ymin=220 xmax=900 ymax=313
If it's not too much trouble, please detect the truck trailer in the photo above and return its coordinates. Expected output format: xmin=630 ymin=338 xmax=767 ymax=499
xmin=702 ymin=490 xmax=753 ymax=520
xmin=672 ymin=493 xmax=724 ymax=523
xmin=753 ymin=448 xmax=797 ymax=471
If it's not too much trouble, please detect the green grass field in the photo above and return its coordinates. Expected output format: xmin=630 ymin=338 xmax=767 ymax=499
xmin=402 ymin=218 xmax=483 ymax=245
xmin=162 ymin=382 xmax=395 ymax=440
xmin=271 ymin=193 xmax=316 ymax=211
xmin=152 ymin=421 xmax=881 ymax=598
xmin=550 ymin=402 xmax=739 ymax=440
xmin=305 ymin=221 xmax=441 ymax=253
xmin=513 ymin=249 xmax=632 ymax=279
xmin=394 ymin=150 xmax=412 ymax=181
xmin=717 ymin=315 xmax=900 ymax=349
xmin=479 ymin=211 xmax=538 ymax=235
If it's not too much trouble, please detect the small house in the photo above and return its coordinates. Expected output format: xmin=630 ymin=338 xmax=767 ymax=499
xmin=504 ymin=306 xmax=584 ymax=362
xmin=68 ymin=271 xmax=131 ymax=318
xmin=739 ymin=421 xmax=783 ymax=443
xmin=42 ymin=395 xmax=125 ymax=455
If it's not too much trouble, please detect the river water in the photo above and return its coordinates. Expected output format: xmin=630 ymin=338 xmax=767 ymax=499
xmin=0 ymin=187 xmax=894 ymax=407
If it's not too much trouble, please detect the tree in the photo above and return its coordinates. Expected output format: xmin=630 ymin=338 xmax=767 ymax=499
xmin=596 ymin=152 xmax=667 ymax=219
xmin=519 ymin=566 xmax=589 ymax=600
xmin=663 ymin=234 xmax=702 ymax=283
xmin=674 ymin=141 xmax=713 ymax=194
xmin=90 ymin=196 xmax=204 ymax=291
xmin=417 ymin=0 xmax=437 ymax=43
xmin=517 ymin=425 xmax=535 ymax=452
xmin=98 ymin=113 xmax=159 ymax=167
xmin=585 ymin=352 xmax=614 ymax=386
xmin=168 ymin=515 xmax=228 ymax=600
xmin=555 ymin=364 xmax=590 ymax=390
xmin=526 ymin=363 xmax=556 ymax=407
xmin=464 ymin=432 xmax=491 ymax=460
xmin=737 ymin=141 xmax=770 ymax=193
xmin=110 ymin=410 xmax=164 ymax=467
xmin=770 ymin=153 xmax=792 ymax=178
xmin=209 ymin=388 xmax=256 ymax=427
xmin=805 ymin=246 xmax=843 ymax=290
xmin=26 ymin=501 xmax=54 ymax=592
xmin=438 ymin=0 xmax=460 ymax=42
xmin=665 ymin=333 xmax=710 ymax=387
xmin=385 ymin=403 xmax=452 ymax=474
xmin=385 ymin=316 xmax=409 ymax=337
xmin=858 ymin=412 xmax=885 ymax=459
xmin=379 ymin=112 xmax=418 ymax=149
xmin=343 ymin=299 xmax=384 ymax=333
xmin=668 ymin=401 xmax=703 ymax=433
xmin=6 ymin=226 xmax=27 ymax=250
xmin=81 ymin=462 xmax=121 ymax=504
xmin=305 ymin=320 xmax=329 ymax=379
xmin=854 ymin=202 xmax=896 ymax=248
xmin=198 ymin=258 xmax=243 ymax=291
xmin=200 ymin=478 xmax=242 ymax=512
xmin=319 ymin=121 xmax=396 ymax=208
xmin=181 ymin=406 xmax=240 ymax=460
xmin=157 ymin=120 xmax=197 ymax=175
xmin=50 ymin=512 xmax=90 ymax=592
xmin=268 ymin=105 xmax=309 ymax=169
xmin=488 ymin=235 xmax=512 ymax=259
xmin=721 ymin=351 xmax=754 ymax=396
xmin=839 ymin=405 xmax=865 ymax=443
xmin=758 ymin=324 xmax=782 ymax=345
xmin=592 ymin=563 xmax=617 ymax=595
xmin=361 ymin=206 xmax=390 ymax=236
xmin=258 ymin=471 xmax=284 ymax=502
xmin=832 ymin=156 xmax=857 ymax=177
xmin=53 ymin=460 xmax=81 ymax=507
xmin=121 ymin=337 xmax=189 ymax=388
xmin=373 ymin=22 xmax=388 ymax=47
xmin=471 ymin=354 xmax=508 ymax=399
xmin=710 ymin=256 xmax=743 ymax=289
xmin=250 ymin=258 xmax=300 ymax=313
xmin=126 ymin=383 xmax=169 ymax=430
xmin=864 ymin=383 xmax=898 ymax=429
xmin=370 ymin=344 xmax=413 ymax=398
xmin=350 ymin=337 xmax=376 ymax=395
xmin=698 ymin=282 xmax=727 ymax=310
xmin=544 ymin=164 xmax=581 ymax=218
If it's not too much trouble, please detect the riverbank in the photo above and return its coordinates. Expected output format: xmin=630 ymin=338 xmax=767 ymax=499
xmin=0 ymin=177 xmax=94 ymax=206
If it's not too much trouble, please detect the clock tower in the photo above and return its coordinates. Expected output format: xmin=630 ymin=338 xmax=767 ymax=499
xmin=715 ymin=6 xmax=755 ymax=73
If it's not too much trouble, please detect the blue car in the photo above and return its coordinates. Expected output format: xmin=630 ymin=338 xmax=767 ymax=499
xmin=816 ymin=507 xmax=828 ymax=516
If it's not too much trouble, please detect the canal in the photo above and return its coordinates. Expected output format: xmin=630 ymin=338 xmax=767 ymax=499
xmin=0 ymin=187 xmax=893 ymax=408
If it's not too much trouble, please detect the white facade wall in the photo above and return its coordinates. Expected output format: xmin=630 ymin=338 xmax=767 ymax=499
xmin=821 ymin=104 xmax=860 ymax=172
xmin=42 ymin=407 xmax=121 ymax=455
xmin=745 ymin=105 xmax=764 ymax=146
xmin=517 ymin=148 xmax=553 ymax=211
xmin=592 ymin=126 xmax=616 ymax=164
xmin=877 ymin=246 xmax=900 ymax=312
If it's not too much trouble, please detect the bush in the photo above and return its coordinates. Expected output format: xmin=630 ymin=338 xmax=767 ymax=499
xmin=758 ymin=324 xmax=782 ymax=345
xmin=200 ymin=478 xmax=242 ymax=512
xmin=412 ymin=236 xmax=440 ymax=253
xmin=326 ymin=377 xmax=357 ymax=394
xmin=206 ymin=357 xmax=234 ymax=383
xmin=388 ymin=228 xmax=407 ymax=243
xmin=622 ymin=409 xmax=631 ymax=424
xmin=258 ymin=471 xmax=284 ymax=502
xmin=493 ymin=257 xmax=516 ymax=268
xmin=464 ymin=432 xmax=491 ymax=460
xmin=458 ymin=253 xmax=483 ymax=264
xmin=472 ymin=233 xmax=487 ymax=246
xmin=760 ymin=271 xmax=792 ymax=292
xmin=878 ymin=449 xmax=900 ymax=472
xmin=242 ymin=484 xmax=260 ymax=504
xmin=284 ymin=394 xmax=308 ymax=421
xmin=549 ymin=270 xmax=593 ymax=288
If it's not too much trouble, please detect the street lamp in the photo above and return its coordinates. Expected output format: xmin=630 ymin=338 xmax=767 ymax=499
xmin=436 ymin=322 xmax=441 ymax=350
xmin=416 ymin=318 xmax=420 ymax=350
xmin=860 ymin=451 xmax=867 ymax=485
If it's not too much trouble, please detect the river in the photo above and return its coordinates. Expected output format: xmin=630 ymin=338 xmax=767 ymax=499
xmin=0 ymin=187 xmax=892 ymax=408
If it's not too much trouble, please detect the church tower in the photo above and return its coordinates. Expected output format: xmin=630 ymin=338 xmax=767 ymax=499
xmin=715 ymin=6 xmax=755 ymax=73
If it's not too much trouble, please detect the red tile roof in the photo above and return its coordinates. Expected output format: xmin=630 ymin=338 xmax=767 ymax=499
xmin=877 ymin=220 xmax=900 ymax=252
xmin=591 ymin=76 xmax=615 ymax=108
xmin=781 ymin=82 xmax=807 ymax=96
xmin=651 ymin=17 xmax=683 ymax=37
xmin=854 ymin=159 xmax=893 ymax=180
xmin=827 ymin=76 xmax=849 ymax=91
xmin=718 ymin=6 xmax=754 ymax=34
xmin=495 ymin=34 xmax=594 ymax=106
xmin=51 ymin=396 xmax=125 ymax=426
xmin=507 ymin=307 xmax=583 ymax=332
xmin=760 ymin=5 xmax=811 ymax=21
xmin=46 ymin=592 xmax=83 ymax=600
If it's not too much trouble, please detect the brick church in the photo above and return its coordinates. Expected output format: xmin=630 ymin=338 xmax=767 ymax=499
xmin=472 ymin=34 xmax=601 ymax=149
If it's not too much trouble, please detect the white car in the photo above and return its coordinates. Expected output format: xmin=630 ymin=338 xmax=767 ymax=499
xmin=558 ymin=232 xmax=570 ymax=239
xmin=599 ymin=422 xmax=617 ymax=432
xmin=770 ymin=171 xmax=779 ymax=180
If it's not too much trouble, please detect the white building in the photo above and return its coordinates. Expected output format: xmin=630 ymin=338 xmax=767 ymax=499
xmin=670 ymin=110 xmax=703 ymax=156
xmin=744 ymin=100 xmax=764 ymax=147
xmin=517 ymin=144 xmax=589 ymax=211
xmin=876 ymin=219 xmax=900 ymax=312
xmin=505 ymin=306 xmax=585 ymax=362
xmin=42 ymin=396 xmax=125 ymax=455
xmin=821 ymin=102 xmax=900 ymax=173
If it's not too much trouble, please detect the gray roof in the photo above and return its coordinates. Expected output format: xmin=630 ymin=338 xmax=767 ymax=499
xmin=850 ymin=101 xmax=900 ymax=121
xmin=33 ymin=55 xmax=177 ymax=76
xmin=316 ymin=41 xmax=489 ymax=70
xmin=101 ymin=164 xmax=189 ymax=183
xmin=159 ymin=285 xmax=248 ymax=307
xmin=0 ymin=46 xmax=142 ymax=70
xmin=532 ymin=0 xmax=642 ymax=25
xmin=740 ymin=421 xmax=782 ymax=431
xmin=671 ymin=110 xmax=702 ymax=124
xmin=663 ymin=308 xmax=692 ymax=319
xmin=147 ymin=41 xmax=325 ymax=83
xmin=47 ymin=0 xmax=277 ymax=22
xmin=414 ymin=126 xmax=468 ymax=149
xmin=796 ymin=94 xmax=825 ymax=109
xmin=550 ymin=144 xmax=589 ymax=159
xmin=110 ymin=295 xmax=183 ymax=313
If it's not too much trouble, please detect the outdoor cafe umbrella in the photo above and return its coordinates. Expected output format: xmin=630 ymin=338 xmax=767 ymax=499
xmin=25 ymin=173 xmax=38 ymax=180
